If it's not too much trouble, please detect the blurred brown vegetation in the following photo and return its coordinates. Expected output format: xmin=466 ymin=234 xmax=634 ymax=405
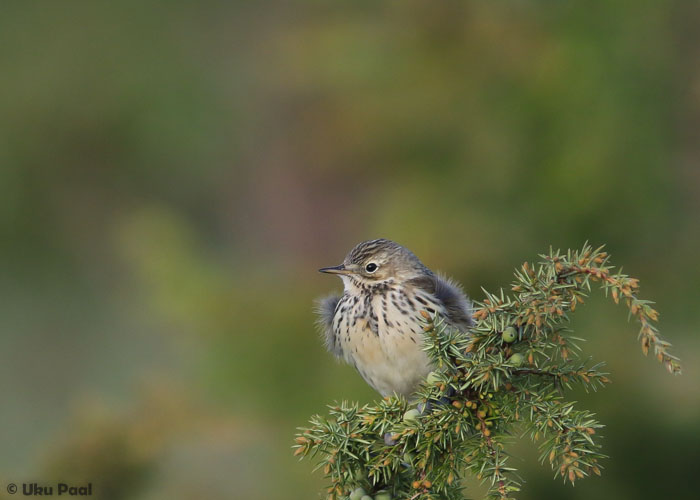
xmin=0 ymin=1 xmax=699 ymax=499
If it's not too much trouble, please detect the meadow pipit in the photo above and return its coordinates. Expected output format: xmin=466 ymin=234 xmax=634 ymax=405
xmin=317 ymin=239 xmax=473 ymax=397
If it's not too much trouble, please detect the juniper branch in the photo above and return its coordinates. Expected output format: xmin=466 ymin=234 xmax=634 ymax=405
xmin=294 ymin=244 xmax=680 ymax=500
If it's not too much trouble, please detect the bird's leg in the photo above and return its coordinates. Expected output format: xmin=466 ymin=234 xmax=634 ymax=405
xmin=417 ymin=384 xmax=455 ymax=414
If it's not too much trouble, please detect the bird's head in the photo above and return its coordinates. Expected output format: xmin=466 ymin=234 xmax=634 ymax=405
xmin=319 ymin=239 xmax=428 ymax=286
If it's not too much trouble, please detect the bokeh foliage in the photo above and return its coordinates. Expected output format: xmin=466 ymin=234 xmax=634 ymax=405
xmin=0 ymin=1 xmax=699 ymax=499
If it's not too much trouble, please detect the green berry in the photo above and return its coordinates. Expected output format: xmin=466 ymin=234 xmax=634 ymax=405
xmin=509 ymin=353 xmax=524 ymax=366
xmin=426 ymin=371 xmax=441 ymax=385
xmin=349 ymin=488 xmax=367 ymax=500
xmin=360 ymin=496 xmax=373 ymax=500
xmin=403 ymin=409 xmax=421 ymax=422
xmin=502 ymin=326 xmax=518 ymax=343
xmin=375 ymin=493 xmax=392 ymax=500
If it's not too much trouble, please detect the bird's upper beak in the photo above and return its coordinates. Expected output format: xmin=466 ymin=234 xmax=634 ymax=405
xmin=319 ymin=264 xmax=352 ymax=275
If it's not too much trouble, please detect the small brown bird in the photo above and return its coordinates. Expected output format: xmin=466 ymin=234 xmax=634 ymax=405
xmin=317 ymin=239 xmax=473 ymax=397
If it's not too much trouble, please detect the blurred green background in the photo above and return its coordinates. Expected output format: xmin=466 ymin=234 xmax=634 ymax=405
xmin=1 ymin=1 xmax=699 ymax=499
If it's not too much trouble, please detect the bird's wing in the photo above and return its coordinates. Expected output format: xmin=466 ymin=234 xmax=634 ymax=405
xmin=409 ymin=273 xmax=474 ymax=332
xmin=433 ymin=274 xmax=474 ymax=331
xmin=315 ymin=294 xmax=343 ymax=357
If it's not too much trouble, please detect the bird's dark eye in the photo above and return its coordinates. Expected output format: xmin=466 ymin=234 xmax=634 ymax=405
xmin=365 ymin=263 xmax=378 ymax=273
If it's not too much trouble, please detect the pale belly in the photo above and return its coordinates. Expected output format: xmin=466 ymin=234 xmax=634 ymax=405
xmin=335 ymin=290 xmax=438 ymax=397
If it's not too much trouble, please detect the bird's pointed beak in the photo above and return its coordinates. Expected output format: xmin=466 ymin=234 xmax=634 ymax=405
xmin=319 ymin=264 xmax=351 ymax=275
